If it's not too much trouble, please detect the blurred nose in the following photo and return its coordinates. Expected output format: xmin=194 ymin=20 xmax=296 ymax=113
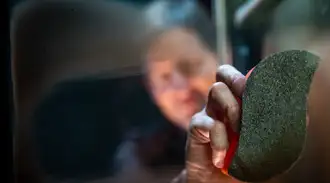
xmin=171 ymin=70 xmax=189 ymax=90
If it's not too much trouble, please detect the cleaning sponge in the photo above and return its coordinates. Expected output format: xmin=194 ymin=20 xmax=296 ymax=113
xmin=228 ymin=50 xmax=320 ymax=182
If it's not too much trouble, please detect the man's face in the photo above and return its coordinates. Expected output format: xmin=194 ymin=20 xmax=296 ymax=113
xmin=146 ymin=54 xmax=217 ymax=130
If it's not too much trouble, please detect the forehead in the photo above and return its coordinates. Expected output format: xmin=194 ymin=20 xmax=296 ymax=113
xmin=147 ymin=28 xmax=212 ymax=63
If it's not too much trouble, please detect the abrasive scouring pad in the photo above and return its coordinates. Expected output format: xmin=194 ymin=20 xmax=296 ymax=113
xmin=224 ymin=50 xmax=320 ymax=182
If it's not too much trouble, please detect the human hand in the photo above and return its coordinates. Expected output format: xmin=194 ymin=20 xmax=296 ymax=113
xmin=185 ymin=65 xmax=247 ymax=183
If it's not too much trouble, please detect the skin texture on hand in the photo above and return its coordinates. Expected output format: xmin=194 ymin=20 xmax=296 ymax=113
xmin=182 ymin=65 xmax=246 ymax=183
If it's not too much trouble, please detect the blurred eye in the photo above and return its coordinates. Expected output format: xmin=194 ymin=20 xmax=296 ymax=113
xmin=151 ymin=72 xmax=171 ymax=91
xmin=177 ymin=58 xmax=202 ymax=76
xmin=161 ymin=73 xmax=171 ymax=82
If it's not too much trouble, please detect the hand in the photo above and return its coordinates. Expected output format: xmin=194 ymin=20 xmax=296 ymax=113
xmin=185 ymin=65 xmax=246 ymax=183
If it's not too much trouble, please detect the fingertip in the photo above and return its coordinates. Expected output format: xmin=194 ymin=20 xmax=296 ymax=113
xmin=212 ymin=149 xmax=227 ymax=168
xmin=232 ymin=76 xmax=246 ymax=96
xmin=216 ymin=65 xmax=244 ymax=85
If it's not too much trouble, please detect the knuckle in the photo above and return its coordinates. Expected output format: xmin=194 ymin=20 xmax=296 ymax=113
xmin=211 ymin=82 xmax=228 ymax=96
xmin=189 ymin=113 xmax=212 ymax=143
xmin=190 ymin=113 xmax=201 ymax=126
xmin=189 ymin=113 xmax=204 ymax=132
xmin=217 ymin=65 xmax=243 ymax=80
xmin=212 ymin=82 xmax=227 ymax=89
xmin=217 ymin=64 xmax=232 ymax=72
xmin=190 ymin=111 xmax=214 ymax=129
xmin=189 ymin=128 xmax=210 ymax=143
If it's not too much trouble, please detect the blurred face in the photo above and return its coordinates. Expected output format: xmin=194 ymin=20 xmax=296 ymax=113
xmin=145 ymin=28 xmax=218 ymax=130
xmin=146 ymin=53 xmax=217 ymax=130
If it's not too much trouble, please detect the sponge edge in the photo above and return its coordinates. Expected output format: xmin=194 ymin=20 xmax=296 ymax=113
xmin=228 ymin=50 xmax=320 ymax=182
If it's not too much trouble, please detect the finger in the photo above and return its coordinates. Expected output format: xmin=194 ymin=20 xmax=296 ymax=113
xmin=216 ymin=64 xmax=246 ymax=96
xmin=207 ymin=82 xmax=240 ymax=132
xmin=186 ymin=137 xmax=214 ymax=182
xmin=189 ymin=111 xmax=214 ymax=143
xmin=187 ymin=112 xmax=215 ymax=178
xmin=210 ymin=121 xmax=228 ymax=168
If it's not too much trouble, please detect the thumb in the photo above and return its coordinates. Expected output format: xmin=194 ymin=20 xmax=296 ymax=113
xmin=186 ymin=113 xmax=216 ymax=181
xmin=186 ymin=136 xmax=215 ymax=182
xmin=210 ymin=122 xmax=229 ymax=168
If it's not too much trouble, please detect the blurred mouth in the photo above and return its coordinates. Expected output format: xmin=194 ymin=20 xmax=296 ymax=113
xmin=180 ymin=99 xmax=199 ymax=115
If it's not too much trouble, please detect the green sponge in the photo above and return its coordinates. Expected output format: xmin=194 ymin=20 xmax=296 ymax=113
xmin=228 ymin=50 xmax=320 ymax=182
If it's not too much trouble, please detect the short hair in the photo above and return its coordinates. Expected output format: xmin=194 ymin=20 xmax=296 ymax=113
xmin=142 ymin=0 xmax=216 ymax=65
xmin=144 ymin=1 xmax=216 ymax=50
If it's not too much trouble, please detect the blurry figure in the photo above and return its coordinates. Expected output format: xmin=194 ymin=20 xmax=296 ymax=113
xmin=11 ymin=0 xmax=219 ymax=182
xmin=141 ymin=0 xmax=218 ymax=130
xmin=114 ymin=1 xmax=219 ymax=178
xmin=111 ymin=1 xmax=219 ymax=181
xmin=144 ymin=27 xmax=218 ymax=130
